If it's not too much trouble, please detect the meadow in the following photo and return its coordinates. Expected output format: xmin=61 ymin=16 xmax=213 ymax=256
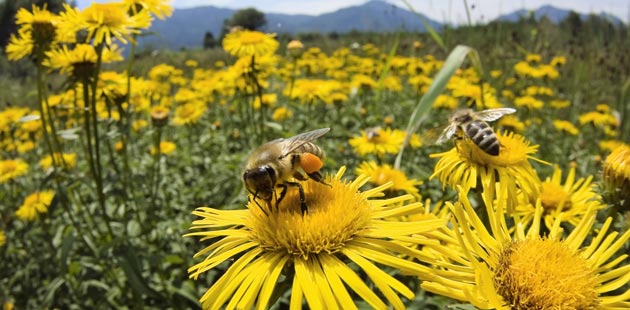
xmin=1 ymin=2 xmax=630 ymax=309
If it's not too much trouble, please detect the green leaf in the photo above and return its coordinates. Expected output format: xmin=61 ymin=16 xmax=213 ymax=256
xmin=395 ymin=45 xmax=481 ymax=169
xmin=127 ymin=219 xmax=141 ymax=237
xmin=116 ymin=244 xmax=160 ymax=298
xmin=44 ymin=277 xmax=65 ymax=306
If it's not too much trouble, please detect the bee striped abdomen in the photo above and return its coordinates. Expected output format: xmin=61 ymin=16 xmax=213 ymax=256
xmin=466 ymin=120 xmax=500 ymax=156
xmin=294 ymin=142 xmax=325 ymax=159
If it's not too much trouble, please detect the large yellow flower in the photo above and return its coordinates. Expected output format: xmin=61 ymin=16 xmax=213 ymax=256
xmin=6 ymin=5 xmax=61 ymax=61
xmin=431 ymin=131 xmax=545 ymax=213
xmin=421 ymin=188 xmax=630 ymax=309
xmin=59 ymin=2 xmax=152 ymax=45
xmin=186 ymin=167 xmax=447 ymax=310
xmin=222 ymin=30 xmax=279 ymax=58
xmin=15 ymin=191 xmax=55 ymax=221
xmin=44 ymin=44 xmax=123 ymax=78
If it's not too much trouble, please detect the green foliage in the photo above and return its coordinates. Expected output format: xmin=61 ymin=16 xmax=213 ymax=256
xmin=219 ymin=7 xmax=267 ymax=40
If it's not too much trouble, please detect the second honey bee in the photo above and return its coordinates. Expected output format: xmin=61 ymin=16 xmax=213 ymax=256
xmin=436 ymin=108 xmax=516 ymax=156
xmin=243 ymin=128 xmax=330 ymax=215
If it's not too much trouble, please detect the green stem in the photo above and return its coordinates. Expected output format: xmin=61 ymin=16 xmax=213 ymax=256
xmin=35 ymin=63 xmax=58 ymax=167
xmin=150 ymin=127 xmax=163 ymax=207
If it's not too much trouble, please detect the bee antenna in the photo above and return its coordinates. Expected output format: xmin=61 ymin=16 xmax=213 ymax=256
xmin=251 ymin=190 xmax=269 ymax=216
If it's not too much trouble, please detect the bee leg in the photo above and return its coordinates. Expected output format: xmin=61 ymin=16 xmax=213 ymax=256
xmin=285 ymin=181 xmax=308 ymax=215
xmin=307 ymin=171 xmax=331 ymax=187
xmin=276 ymin=183 xmax=289 ymax=208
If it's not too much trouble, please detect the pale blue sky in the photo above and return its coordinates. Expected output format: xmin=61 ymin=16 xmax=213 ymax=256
xmin=75 ymin=0 xmax=629 ymax=24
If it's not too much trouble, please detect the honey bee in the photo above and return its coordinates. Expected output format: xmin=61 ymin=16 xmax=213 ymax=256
xmin=436 ymin=108 xmax=516 ymax=156
xmin=243 ymin=128 xmax=330 ymax=215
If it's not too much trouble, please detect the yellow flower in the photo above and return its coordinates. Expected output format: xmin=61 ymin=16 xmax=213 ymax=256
xmin=432 ymin=94 xmax=458 ymax=110
xmin=122 ymin=0 xmax=173 ymax=20
xmin=44 ymin=44 xmax=123 ymax=78
xmin=349 ymin=127 xmax=406 ymax=157
xmin=514 ymin=95 xmax=544 ymax=109
xmin=132 ymin=119 xmax=148 ymax=131
xmin=60 ymin=2 xmax=152 ymax=45
xmin=602 ymin=144 xmax=630 ymax=203
xmin=550 ymin=55 xmax=567 ymax=66
xmin=553 ymin=120 xmax=579 ymax=135
xmin=150 ymin=141 xmax=176 ymax=155
xmin=599 ymin=140 xmax=624 ymax=153
xmin=172 ymin=102 xmax=206 ymax=125
xmin=497 ymin=115 xmax=525 ymax=132
xmin=7 ymin=5 xmax=60 ymax=61
xmin=150 ymin=105 xmax=169 ymax=127
xmin=222 ymin=30 xmax=279 ymax=58
xmin=272 ymin=107 xmax=292 ymax=122
xmin=0 ymin=159 xmax=29 ymax=184
xmin=39 ymin=152 xmax=77 ymax=170
xmin=579 ymin=111 xmax=619 ymax=128
xmin=421 ymin=189 xmax=630 ymax=309
xmin=16 ymin=191 xmax=55 ymax=221
xmin=490 ymin=70 xmax=502 ymax=78
xmin=184 ymin=59 xmax=198 ymax=67
xmin=252 ymin=93 xmax=277 ymax=109
xmin=356 ymin=161 xmax=422 ymax=198
xmin=351 ymin=74 xmax=377 ymax=91
xmin=0 ymin=230 xmax=5 ymax=247
xmin=431 ymin=131 xmax=545 ymax=213
xmin=514 ymin=165 xmax=605 ymax=230
xmin=287 ymin=39 xmax=304 ymax=50
xmin=549 ymin=99 xmax=570 ymax=109
xmin=186 ymin=167 xmax=447 ymax=310
xmin=526 ymin=53 xmax=542 ymax=62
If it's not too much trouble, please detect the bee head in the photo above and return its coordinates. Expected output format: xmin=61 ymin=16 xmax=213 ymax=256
xmin=243 ymin=166 xmax=276 ymax=200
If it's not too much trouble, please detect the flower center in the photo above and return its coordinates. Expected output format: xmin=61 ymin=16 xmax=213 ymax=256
xmin=539 ymin=181 xmax=571 ymax=211
xmin=494 ymin=238 xmax=600 ymax=310
xmin=247 ymin=176 xmax=372 ymax=259
xmin=239 ymin=32 xmax=265 ymax=45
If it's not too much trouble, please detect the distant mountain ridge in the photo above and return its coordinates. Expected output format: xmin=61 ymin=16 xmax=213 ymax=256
xmin=139 ymin=2 xmax=625 ymax=50
xmin=139 ymin=0 xmax=441 ymax=50
xmin=496 ymin=4 xmax=625 ymax=25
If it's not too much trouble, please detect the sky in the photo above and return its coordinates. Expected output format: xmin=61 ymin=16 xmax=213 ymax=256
xmin=75 ymin=0 xmax=629 ymax=24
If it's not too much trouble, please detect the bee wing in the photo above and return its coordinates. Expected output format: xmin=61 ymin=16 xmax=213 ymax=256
xmin=435 ymin=123 xmax=457 ymax=145
xmin=476 ymin=108 xmax=516 ymax=122
xmin=279 ymin=128 xmax=330 ymax=158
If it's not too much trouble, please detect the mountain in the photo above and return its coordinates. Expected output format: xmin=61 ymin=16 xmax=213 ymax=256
xmin=495 ymin=5 xmax=625 ymax=25
xmin=138 ymin=0 xmax=442 ymax=50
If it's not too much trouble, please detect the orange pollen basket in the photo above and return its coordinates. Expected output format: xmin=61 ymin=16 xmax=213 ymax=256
xmin=300 ymin=152 xmax=323 ymax=174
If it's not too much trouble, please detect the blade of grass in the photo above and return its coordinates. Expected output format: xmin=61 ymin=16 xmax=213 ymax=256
xmin=375 ymin=33 xmax=399 ymax=99
xmin=395 ymin=45 xmax=482 ymax=169
xmin=401 ymin=0 xmax=446 ymax=51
